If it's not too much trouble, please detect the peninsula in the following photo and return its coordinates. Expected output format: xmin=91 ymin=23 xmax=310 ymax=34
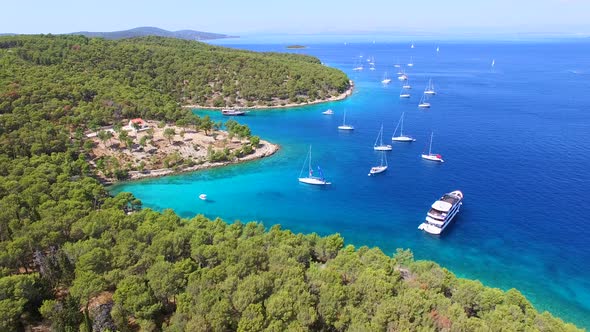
xmin=87 ymin=119 xmax=278 ymax=182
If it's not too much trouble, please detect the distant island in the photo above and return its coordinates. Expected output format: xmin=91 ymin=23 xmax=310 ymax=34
xmin=286 ymin=45 xmax=307 ymax=49
xmin=69 ymin=26 xmax=238 ymax=40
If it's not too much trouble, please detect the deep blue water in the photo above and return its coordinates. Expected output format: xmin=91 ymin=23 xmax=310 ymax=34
xmin=112 ymin=41 xmax=590 ymax=328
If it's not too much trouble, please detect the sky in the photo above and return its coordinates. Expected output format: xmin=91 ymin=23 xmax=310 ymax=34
xmin=2 ymin=0 xmax=590 ymax=36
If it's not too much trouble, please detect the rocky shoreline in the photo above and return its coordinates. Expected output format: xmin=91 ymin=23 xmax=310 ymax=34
xmin=182 ymin=80 xmax=354 ymax=110
xmin=121 ymin=140 xmax=279 ymax=183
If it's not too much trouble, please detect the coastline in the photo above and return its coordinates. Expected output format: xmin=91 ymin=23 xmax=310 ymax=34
xmin=101 ymin=79 xmax=354 ymax=184
xmin=104 ymin=139 xmax=279 ymax=185
xmin=182 ymin=80 xmax=354 ymax=110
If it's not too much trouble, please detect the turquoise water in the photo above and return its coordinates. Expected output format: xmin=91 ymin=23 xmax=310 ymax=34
xmin=111 ymin=41 xmax=590 ymax=328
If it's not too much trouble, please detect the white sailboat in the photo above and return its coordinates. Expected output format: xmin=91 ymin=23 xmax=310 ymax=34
xmin=421 ymin=132 xmax=444 ymax=162
xmin=436 ymin=46 xmax=440 ymax=53
xmin=298 ymin=146 xmax=331 ymax=185
xmin=402 ymin=78 xmax=412 ymax=89
xmin=410 ymin=42 xmax=415 ymax=49
xmin=381 ymin=72 xmax=391 ymax=84
xmin=392 ymin=112 xmax=416 ymax=142
xmin=424 ymin=78 xmax=436 ymax=95
xmin=397 ymin=69 xmax=408 ymax=81
xmin=399 ymin=87 xmax=410 ymax=98
xmin=374 ymin=124 xmax=393 ymax=151
xmin=491 ymin=59 xmax=495 ymax=68
xmin=369 ymin=151 xmax=388 ymax=176
xmin=352 ymin=56 xmax=364 ymax=71
xmin=407 ymin=56 xmax=414 ymax=67
xmin=418 ymin=94 xmax=431 ymax=108
xmin=338 ymin=110 xmax=354 ymax=130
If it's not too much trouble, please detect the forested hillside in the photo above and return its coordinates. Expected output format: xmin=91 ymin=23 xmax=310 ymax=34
xmin=0 ymin=34 xmax=350 ymax=113
xmin=0 ymin=35 xmax=582 ymax=331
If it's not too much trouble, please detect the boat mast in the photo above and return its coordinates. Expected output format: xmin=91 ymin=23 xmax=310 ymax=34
xmin=308 ymin=146 xmax=313 ymax=176
xmin=400 ymin=113 xmax=405 ymax=136
xmin=429 ymin=132 xmax=433 ymax=155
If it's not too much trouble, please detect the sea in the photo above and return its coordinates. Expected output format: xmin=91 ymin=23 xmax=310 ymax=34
xmin=111 ymin=36 xmax=590 ymax=328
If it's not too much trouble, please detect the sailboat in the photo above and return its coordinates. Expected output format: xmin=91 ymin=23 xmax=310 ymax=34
xmin=397 ymin=69 xmax=408 ymax=81
xmin=418 ymin=94 xmax=431 ymax=108
xmin=298 ymin=146 xmax=331 ymax=185
xmin=374 ymin=124 xmax=392 ymax=151
xmin=352 ymin=56 xmax=364 ymax=71
xmin=338 ymin=110 xmax=354 ymax=130
xmin=369 ymin=151 xmax=388 ymax=176
xmin=421 ymin=132 xmax=444 ymax=162
xmin=424 ymin=79 xmax=436 ymax=95
xmin=407 ymin=56 xmax=414 ymax=67
xmin=381 ymin=72 xmax=391 ymax=84
xmin=491 ymin=59 xmax=495 ymax=68
xmin=399 ymin=87 xmax=410 ymax=98
xmin=392 ymin=112 xmax=416 ymax=142
xmin=410 ymin=42 xmax=415 ymax=49
xmin=436 ymin=46 xmax=440 ymax=53
xmin=402 ymin=78 xmax=412 ymax=89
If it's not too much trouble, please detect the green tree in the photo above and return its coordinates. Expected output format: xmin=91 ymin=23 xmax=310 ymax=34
xmin=249 ymin=135 xmax=260 ymax=147
xmin=114 ymin=275 xmax=162 ymax=320
xmin=200 ymin=115 xmax=213 ymax=135
xmin=163 ymin=128 xmax=176 ymax=144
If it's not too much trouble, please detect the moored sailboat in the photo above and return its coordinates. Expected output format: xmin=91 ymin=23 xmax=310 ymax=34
xmin=398 ymin=71 xmax=408 ymax=81
xmin=418 ymin=94 xmax=431 ymax=108
xmin=298 ymin=146 xmax=331 ymax=185
xmin=369 ymin=151 xmax=388 ymax=176
xmin=391 ymin=112 xmax=416 ymax=142
xmin=338 ymin=110 xmax=354 ymax=130
xmin=399 ymin=87 xmax=410 ymax=98
xmin=402 ymin=78 xmax=412 ymax=89
xmin=374 ymin=124 xmax=393 ymax=151
xmin=381 ymin=72 xmax=391 ymax=84
xmin=424 ymin=78 xmax=436 ymax=95
xmin=421 ymin=132 xmax=444 ymax=162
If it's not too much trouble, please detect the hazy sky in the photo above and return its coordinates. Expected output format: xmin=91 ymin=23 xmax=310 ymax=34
xmin=2 ymin=0 xmax=590 ymax=35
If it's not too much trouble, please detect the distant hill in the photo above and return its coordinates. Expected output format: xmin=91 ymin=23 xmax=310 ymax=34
xmin=69 ymin=26 xmax=237 ymax=40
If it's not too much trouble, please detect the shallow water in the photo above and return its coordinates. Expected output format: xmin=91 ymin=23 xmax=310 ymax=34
xmin=112 ymin=41 xmax=590 ymax=328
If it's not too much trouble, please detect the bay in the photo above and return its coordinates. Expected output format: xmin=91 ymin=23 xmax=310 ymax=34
xmin=112 ymin=40 xmax=590 ymax=328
